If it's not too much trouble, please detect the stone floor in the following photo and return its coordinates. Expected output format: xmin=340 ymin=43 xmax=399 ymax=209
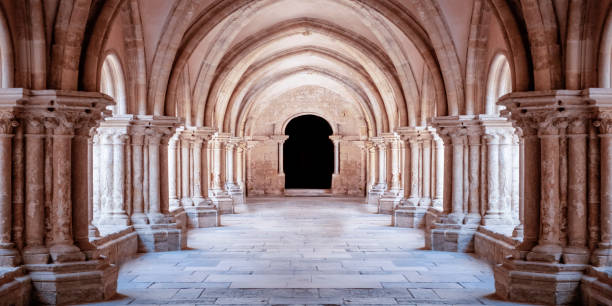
xmin=83 ymin=197 xmax=537 ymax=305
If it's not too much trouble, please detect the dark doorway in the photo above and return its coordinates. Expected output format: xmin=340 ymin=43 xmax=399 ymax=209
xmin=284 ymin=115 xmax=334 ymax=189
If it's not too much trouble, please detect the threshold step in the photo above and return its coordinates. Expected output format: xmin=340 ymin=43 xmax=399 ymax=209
xmin=284 ymin=189 xmax=332 ymax=197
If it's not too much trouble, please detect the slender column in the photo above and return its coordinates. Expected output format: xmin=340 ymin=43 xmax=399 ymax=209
xmin=211 ymin=139 xmax=223 ymax=192
xmin=588 ymin=125 xmax=600 ymax=250
xmin=331 ymin=137 xmax=341 ymax=174
xmin=407 ymin=139 xmax=420 ymax=205
xmin=73 ymin=125 xmax=96 ymax=252
xmin=448 ymin=130 xmax=466 ymax=223
xmin=47 ymin=118 xmax=84 ymax=262
xmin=92 ymin=134 xmax=101 ymax=226
xmin=180 ymin=135 xmax=193 ymax=206
xmin=376 ymin=141 xmax=387 ymax=188
xmin=23 ymin=119 xmax=48 ymax=263
xmin=87 ymin=131 xmax=99 ymax=238
xmin=98 ymin=131 xmax=114 ymax=224
xmin=465 ymin=131 xmax=481 ymax=223
xmin=168 ymin=136 xmax=179 ymax=208
xmin=367 ymin=142 xmax=377 ymax=190
xmin=513 ymin=131 xmax=525 ymax=237
xmin=12 ymin=125 xmax=23 ymax=251
xmin=593 ymin=116 xmax=612 ymax=266
xmin=528 ymin=121 xmax=562 ymax=261
xmin=433 ymin=136 xmax=444 ymax=208
xmin=192 ymin=138 xmax=205 ymax=204
xmin=512 ymin=132 xmax=521 ymax=225
xmin=564 ymin=118 xmax=589 ymax=262
xmin=520 ymin=124 xmax=540 ymax=250
xmin=235 ymin=143 xmax=245 ymax=187
xmin=390 ymin=138 xmax=401 ymax=192
xmin=147 ymin=132 xmax=164 ymax=223
xmin=420 ymin=136 xmax=432 ymax=207
xmin=225 ymin=142 xmax=235 ymax=187
xmin=499 ymin=131 xmax=514 ymax=223
xmin=112 ymin=133 xmax=129 ymax=224
xmin=201 ymin=138 xmax=211 ymax=201
xmin=483 ymin=131 xmax=502 ymax=224
xmin=131 ymin=130 xmax=147 ymax=224
xmin=0 ymin=114 xmax=19 ymax=265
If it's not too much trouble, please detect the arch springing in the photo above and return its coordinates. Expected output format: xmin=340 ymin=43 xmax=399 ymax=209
xmin=100 ymin=53 xmax=127 ymax=115
xmin=485 ymin=54 xmax=512 ymax=115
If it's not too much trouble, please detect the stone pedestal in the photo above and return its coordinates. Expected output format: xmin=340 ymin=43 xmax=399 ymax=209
xmin=581 ymin=266 xmax=612 ymax=305
xmin=378 ymin=196 xmax=402 ymax=215
xmin=394 ymin=206 xmax=427 ymax=228
xmin=0 ymin=267 xmax=31 ymax=305
xmin=133 ymin=224 xmax=181 ymax=253
xmin=25 ymin=259 xmax=117 ymax=305
xmin=494 ymin=260 xmax=586 ymax=305
xmin=184 ymin=206 xmax=218 ymax=228
xmin=430 ymin=223 xmax=478 ymax=252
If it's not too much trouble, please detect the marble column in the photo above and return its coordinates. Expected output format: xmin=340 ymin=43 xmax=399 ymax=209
xmin=465 ymin=130 xmax=481 ymax=224
xmin=330 ymin=135 xmax=341 ymax=175
xmin=130 ymin=129 xmax=148 ymax=224
xmin=225 ymin=142 xmax=236 ymax=187
xmin=389 ymin=137 xmax=401 ymax=193
xmin=23 ymin=118 xmax=48 ymax=264
xmin=235 ymin=142 xmax=245 ymax=188
xmin=191 ymin=137 xmax=206 ymax=205
xmin=499 ymin=131 xmax=514 ymax=223
xmin=367 ymin=142 xmax=377 ymax=190
xmin=211 ymin=139 xmax=223 ymax=193
xmin=0 ymin=113 xmax=19 ymax=266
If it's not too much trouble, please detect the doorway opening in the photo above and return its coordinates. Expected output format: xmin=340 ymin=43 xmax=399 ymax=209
xmin=284 ymin=115 xmax=334 ymax=189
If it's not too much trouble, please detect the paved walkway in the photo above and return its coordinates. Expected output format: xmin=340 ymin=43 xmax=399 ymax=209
xmin=86 ymin=197 xmax=536 ymax=305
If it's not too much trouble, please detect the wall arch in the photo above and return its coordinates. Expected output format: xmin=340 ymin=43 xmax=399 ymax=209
xmin=599 ymin=10 xmax=612 ymax=88
xmin=0 ymin=7 xmax=13 ymax=88
xmin=100 ymin=53 xmax=127 ymax=115
xmin=485 ymin=53 xmax=512 ymax=115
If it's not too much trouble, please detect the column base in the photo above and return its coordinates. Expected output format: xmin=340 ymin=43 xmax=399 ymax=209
xmin=133 ymin=223 xmax=182 ymax=252
xmin=591 ymin=245 xmax=612 ymax=266
xmin=366 ymin=188 xmax=384 ymax=206
xmin=48 ymin=244 xmax=85 ymax=263
xmin=211 ymin=196 xmax=234 ymax=215
xmin=23 ymin=245 xmax=50 ymax=264
xmin=581 ymin=266 xmax=612 ymax=306
xmin=180 ymin=197 xmax=194 ymax=207
xmin=494 ymin=258 xmax=587 ymax=305
xmin=25 ymin=259 xmax=118 ymax=305
xmin=430 ymin=223 xmax=478 ymax=252
xmin=562 ymin=246 xmax=590 ymax=264
xmin=0 ymin=246 xmax=21 ymax=266
xmin=378 ymin=195 xmax=402 ymax=214
xmin=463 ymin=213 xmax=482 ymax=225
xmin=394 ymin=206 xmax=427 ymax=228
xmin=184 ymin=206 xmax=218 ymax=228
xmin=130 ymin=212 xmax=149 ymax=225
xmin=0 ymin=266 xmax=31 ymax=306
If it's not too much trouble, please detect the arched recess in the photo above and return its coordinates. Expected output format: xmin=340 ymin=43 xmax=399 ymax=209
xmin=485 ymin=53 xmax=512 ymax=115
xmin=599 ymin=10 xmax=612 ymax=88
xmin=0 ymin=6 xmax=13 ymax=88
xmin=100 ymin=53 xmax=127 ymax=115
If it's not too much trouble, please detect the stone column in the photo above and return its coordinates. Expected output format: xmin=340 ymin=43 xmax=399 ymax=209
xmin=483 ymin=131 xmax=502 ymax=225
xmin=389 ymin=137 xmax=401 ymax=193
xmin=527 ymin=119 xmax=563 ymax=262
xmin=407 ymin=138 xmax=420 ymax=205
xmin=97 ymin=130 xmax=114 ymax=225
xmin=465 ymin=130 xmax=481 ymax=224
xmin=168 ymin=135 xmax=179 ymax=208
xmin=147 ymin=132 xmax=165 ymax=224
xmin=0 ymin=113 xmax=19 ymax=266
xmin=376 ymin=140 xmax=387 ymax=189
xmin=23 ymin=118 xmax=48 ymax=264
xmin=593 ymin=114 xmax=612 ymax=266
xmin=180 ymin=133 xmax=193 ymax=206
xmin=191 ymin=137 xmax=206 ymax=204
xmin=564 ymin=118 xmax=589 ymax=263
xmin=367 ymin=141 xmax=376 ymax=190
xmin=420 ymin=135 xmax=432 ymax=207
xmin=225 ymin=142 xmax=235 ymax=187
xmin=499 ymin=131 xmax=514 ymax=223
xmin=448 ymin=129 xmax=466 ymax=224
xmin=235 ymin=142 xmax=245 ymax=188
xmin=330 ymin=135 xmax=342 ymax=175
xmin=47 ymin=116 xmax=85 ymax=262
xmin=210 ymin=138 xmax=223 ymax=193
xmin=433 ymin=135 xmax=444 ymax=208
xmin=130 ymin=128 xmax=148 ymax=224
xmin=111 ymin=132 xmax=129 ymax=224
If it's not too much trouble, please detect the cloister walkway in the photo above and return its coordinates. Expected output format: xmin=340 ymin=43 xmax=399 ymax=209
xmin=85 ymin=197 xmax=536 ymax=305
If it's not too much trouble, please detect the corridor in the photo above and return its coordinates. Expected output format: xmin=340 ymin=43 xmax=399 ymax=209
xmin=86 ymin=198 xmax=534 ymax=305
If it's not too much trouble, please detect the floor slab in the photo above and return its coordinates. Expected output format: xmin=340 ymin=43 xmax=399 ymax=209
xmin=81 ymin=197 xmax=538 ymax=305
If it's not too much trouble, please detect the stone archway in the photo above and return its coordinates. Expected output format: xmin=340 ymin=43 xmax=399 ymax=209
xmin=284 ymin=114 xmax=334 ymax=189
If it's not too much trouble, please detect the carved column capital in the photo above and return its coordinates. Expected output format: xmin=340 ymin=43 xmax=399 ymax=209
xmin=0 ymin=111 xmax=19 ymax=135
